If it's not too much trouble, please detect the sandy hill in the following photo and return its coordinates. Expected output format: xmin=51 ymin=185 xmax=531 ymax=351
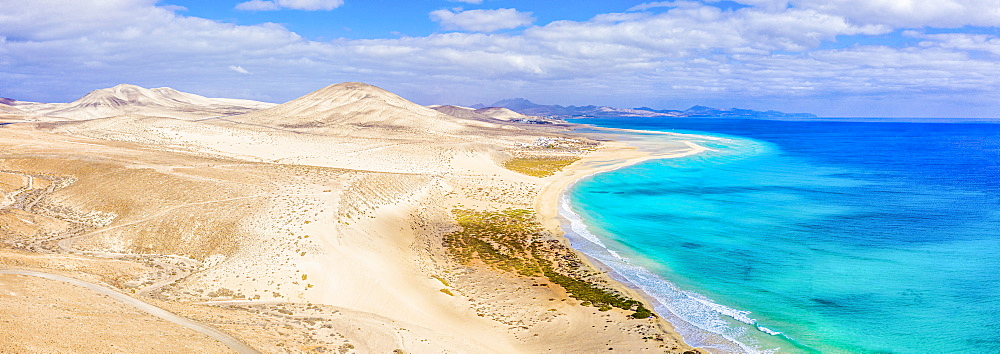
xmin=15 ymin=84 xmax=274 ymax=120
xmin=430 ymin=105 xmax=497 ymax=121
xmin=34 ymin=82 xmax=554 ymax=175
xmin=475 ymin=107 xmax=532 ymax=121
xmin=225 ymin=82 xmax=499 ymax=137
xmin=0 ymin=104 xmax=22 ymax=114
xmin=0 ymin=103 xmax=29 ymax=123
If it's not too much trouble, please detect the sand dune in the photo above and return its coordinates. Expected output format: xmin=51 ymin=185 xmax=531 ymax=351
xmin=475 ymin=106 xmax=532 ymax=121
xmin=429 ymin=104 xmax=499 ymax=122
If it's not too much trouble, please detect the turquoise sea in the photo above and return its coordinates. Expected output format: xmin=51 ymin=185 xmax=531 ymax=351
xmin=562 ymin=118 xmax=1000 ymax=353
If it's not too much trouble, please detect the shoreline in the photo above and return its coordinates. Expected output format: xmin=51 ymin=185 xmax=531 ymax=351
xmin=556 ymin=194 xmax=754 ymax=354
xmin=2 ymin=115 xmax=720 ymax=353
xmin=535 ymin=126 xmax=710 ymax=233
xmin=542 ymin=125 xmax=782 ymax=353
xmin=534 ymin=125 xmax=713 ymax=352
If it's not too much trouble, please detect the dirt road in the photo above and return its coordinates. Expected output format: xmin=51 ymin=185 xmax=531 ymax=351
xmin=0 ymin=269 xmax=260 ymax=354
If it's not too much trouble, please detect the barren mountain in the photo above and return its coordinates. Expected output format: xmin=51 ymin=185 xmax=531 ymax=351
xmin=14 ymin=84 xmax=274 ymax=120
xmin=433 ymin=105 xmax=558 ymax=125
xmin=226 ymin=82 xmax=498 ymax=137
xmin=429 ymin=105 xmax=497 ymax=121
xmin=475 ymin=107 xmax=532 ymax=121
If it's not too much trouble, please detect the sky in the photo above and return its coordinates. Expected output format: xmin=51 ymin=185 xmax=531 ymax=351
xmin=1 ymin=0 xmax=999 ymax=117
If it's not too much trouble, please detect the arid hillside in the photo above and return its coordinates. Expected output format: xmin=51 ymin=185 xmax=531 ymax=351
xmin=474 ymin=106 xmax=531 ymax=120
xmin=428 ymin=104 xmax=498 ymax=122
xmin=225 ymin=82 xmax=500 ymax=137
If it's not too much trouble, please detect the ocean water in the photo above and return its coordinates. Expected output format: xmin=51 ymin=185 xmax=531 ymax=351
xmin=562 ymin=118 xmax=1000 ymax=353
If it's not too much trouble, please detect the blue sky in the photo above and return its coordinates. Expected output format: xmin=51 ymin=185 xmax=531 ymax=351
xmin=2 ymin=0 xmax=999 ymax=117
xmin=159 ymin=0 xmax=641 ymax=40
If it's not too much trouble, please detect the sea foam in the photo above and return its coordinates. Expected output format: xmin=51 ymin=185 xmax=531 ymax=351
xmin=560 ymin=194 xmax=780 ymax=353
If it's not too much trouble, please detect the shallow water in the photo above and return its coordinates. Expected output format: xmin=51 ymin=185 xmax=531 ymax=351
xmin=564 ymin=118 xmax=1000 ymax=353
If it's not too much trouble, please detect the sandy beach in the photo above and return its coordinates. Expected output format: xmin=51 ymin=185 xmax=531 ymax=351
xmin=0 ymin=83 xmax=709 ymax=353
xmin=536 ymin=128 xmax=711 ymax=348
xmin=6 ymin=0 xmax=996 ymax=350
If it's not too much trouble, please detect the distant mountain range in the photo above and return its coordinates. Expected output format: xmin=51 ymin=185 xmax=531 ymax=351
xmin=473 ymin=98 xmax=817 ymax=119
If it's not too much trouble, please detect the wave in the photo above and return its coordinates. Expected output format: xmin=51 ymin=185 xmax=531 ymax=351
xmin=559 ymin=194 xmax=782 ymax=353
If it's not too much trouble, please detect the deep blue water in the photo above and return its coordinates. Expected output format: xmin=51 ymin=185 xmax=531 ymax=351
xmin=563 ymin=118 xmax=1000 ymax=353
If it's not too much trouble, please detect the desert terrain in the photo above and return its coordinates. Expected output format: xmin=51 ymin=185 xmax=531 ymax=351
xmin=0 ymin=82 xmax=702 ymax=353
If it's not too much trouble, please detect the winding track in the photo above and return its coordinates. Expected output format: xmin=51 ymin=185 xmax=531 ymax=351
xmin=0 ymin=269 xmax=261 ymax=354
xmin=2 ymin=172 xmax=262 ymax=352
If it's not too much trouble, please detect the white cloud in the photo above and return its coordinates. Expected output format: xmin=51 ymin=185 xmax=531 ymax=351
xmin=161 ymin=5 xmax=188 ymax=12
xmin=235 ymin=0 xmax=280 ymax=11
xmin=2 ymin=0 xmax=1000 ymax=117
xmin=642 ymin=0 xmax=1000 ymax=27
xmin=628 ymin=1 xmax=702 ymax=12
xmin=430 ymin=8 xmax=534 ymax=32
xmin=235 ymin=0 xmax=344 ymax=11
xmin=713 ymin=0 xmax=789 ymax=12
xmin=779 ymin=0 xmax=999 ymax=27
xmin=525 ymin=6 xmax=888 ymax=57
xmin=0 ymin=0 xmax=162 ymax=41
xmin=229 ymin=65 xmax=252 ymax=74
xmin=916 ymin=33 xmax=1000 ymax=56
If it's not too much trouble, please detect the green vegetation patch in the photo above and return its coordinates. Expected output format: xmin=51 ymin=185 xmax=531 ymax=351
xmin=443 ymin=208 xmax=653 ymax=319
xmin=443 ymin=209 xmax=544 ymax=277
xmin=433 ymin=276 xmax=451 ymax=287
xmin=503 ymin=156 xmax=580 ymax=177
xmin=532 ymin=249 xmax=652 ymax=319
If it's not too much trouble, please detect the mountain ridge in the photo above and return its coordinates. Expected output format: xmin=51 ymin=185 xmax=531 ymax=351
xmin=481 ymin=98 xmax=817 ymax=119
xmin=11 ymin=84 xmax=274 ymax=120
xmin=430 ymin=104 xmax=562 ymax=125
